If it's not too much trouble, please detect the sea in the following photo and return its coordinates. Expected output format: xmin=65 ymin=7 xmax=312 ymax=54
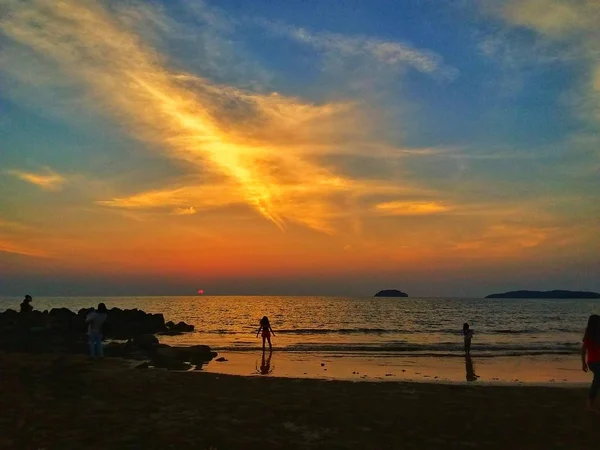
xmin=1 ymin=295 xmax=597 ymax=357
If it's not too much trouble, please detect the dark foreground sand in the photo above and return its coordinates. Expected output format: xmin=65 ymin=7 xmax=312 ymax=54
xmin=1 ymin=353 xmax=600 ymax=450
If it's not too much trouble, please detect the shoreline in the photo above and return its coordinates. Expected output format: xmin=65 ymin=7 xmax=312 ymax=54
xmin=197 ymin=350 xmax=592 ymax=386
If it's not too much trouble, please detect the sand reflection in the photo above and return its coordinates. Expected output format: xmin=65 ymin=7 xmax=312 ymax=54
xmin=256 ymin=350 xmax=274 ymax=375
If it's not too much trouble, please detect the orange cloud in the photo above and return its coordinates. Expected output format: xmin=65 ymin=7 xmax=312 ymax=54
xmin=7 ymin=168 xmax=66 ymax=191
xmin=375 ymin=201 xmax=451 ymax=216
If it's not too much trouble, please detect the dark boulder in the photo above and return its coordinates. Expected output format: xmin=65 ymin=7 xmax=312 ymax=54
xmin=103 ymin=308 xmax=166 ymax=338
xmin=49 ymin=308 xmax=76 ymax=317
xmin=132 ymin=334 xmax=159 ymax=350
xmin=170 ymin=345 xmax=217 ymax=364
xmin=157 ymin=330 xmax=184 ymax=336
xmin=2 ymin=309 xmax=18 ymax=318
xmin=166 ymin=321 xmax=194 ymax=332
xmin=103 ymin=341 xmax=133 ymax=357
xmin=151 ymin=345 xmax=191 ymax=370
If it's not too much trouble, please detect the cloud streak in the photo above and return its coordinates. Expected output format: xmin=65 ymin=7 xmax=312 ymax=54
xmin=257 ymin=20 xmax=458 ymax=80
xmin=6 ymin=168 xmax=67 ymax=191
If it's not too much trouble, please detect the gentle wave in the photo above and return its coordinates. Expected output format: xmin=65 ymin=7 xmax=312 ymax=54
xmin=195 ymin=327 xmax=568 ymax=335
xmin=209 ymin=342 xmax=580 ymax=355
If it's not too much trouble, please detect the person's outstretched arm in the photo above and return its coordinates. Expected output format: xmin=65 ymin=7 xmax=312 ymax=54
xmin=256 ymin=325 xmax=262 ymax=337
xmin=269 ymin=325 xmax=275 ymax=336
xmin=582 ymin=343 xmax=589 ymax=371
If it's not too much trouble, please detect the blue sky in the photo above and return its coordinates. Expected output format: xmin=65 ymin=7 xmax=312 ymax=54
xmin=0 ymin=0 xmax=599 ymax=296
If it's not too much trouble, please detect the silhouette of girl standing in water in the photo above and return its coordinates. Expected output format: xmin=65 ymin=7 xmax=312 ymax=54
xmin=256 ymin=316 xmax=275 ymax=352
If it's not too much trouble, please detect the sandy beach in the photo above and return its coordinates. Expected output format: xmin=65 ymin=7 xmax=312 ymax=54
xmin=2 ymin=352 xmax=600 ymax=450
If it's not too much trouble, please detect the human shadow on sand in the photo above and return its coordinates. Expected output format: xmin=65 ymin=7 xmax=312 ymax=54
xmin=465 ymin=355 xmax=479 ymax=382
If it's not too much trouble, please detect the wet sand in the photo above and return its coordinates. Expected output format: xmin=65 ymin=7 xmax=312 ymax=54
xmin=202 ymin=351 xmax=591 ymax=385
xmin=2 ymin=352 xmax=600 ymax=449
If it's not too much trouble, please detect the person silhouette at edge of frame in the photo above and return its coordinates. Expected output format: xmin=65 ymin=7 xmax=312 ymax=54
xmin=20 ymin=295 xmax=33 ymax=314
xmin=581 ymin=314 xmax=600 ymax=412
xmin=256 ymin=316 xmax=275 ymax=352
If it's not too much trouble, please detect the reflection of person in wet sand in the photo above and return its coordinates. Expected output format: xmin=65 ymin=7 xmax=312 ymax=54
xmin=465 ymin=355 xmax=478 ymax=382
xmin=257 ymin=350 xmax=273 ymax=375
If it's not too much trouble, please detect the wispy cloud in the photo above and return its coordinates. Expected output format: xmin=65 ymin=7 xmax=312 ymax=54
xmin=375 ymin=201 xmax=451 ymax=216
xmin=0 ymin=219 xmax=50 ymax=257
xmin=450 ymin=223 xmax=571 ymax=255
xmin=172 ymin=207 xmax=197 ymax=216
xmin=256 ymin=19 xmax=458 ymax=81
xmin=0 ymin=0 xmax=446 ymax=233
xmin=6 ymin=168 xmax=67 ymax=191
xmin=0 ymin=240 xmax=50 ymax=257
xmin=486 ymin=0 xmax=600 ymax=128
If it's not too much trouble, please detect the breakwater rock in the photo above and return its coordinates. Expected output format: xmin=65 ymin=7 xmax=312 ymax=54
xmin=0 ymin=307 xmax=215 ymax=368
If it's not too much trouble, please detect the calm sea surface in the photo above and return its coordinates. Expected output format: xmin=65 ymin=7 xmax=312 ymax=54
xmin=1 ymin=296 xmax=597 ymax=356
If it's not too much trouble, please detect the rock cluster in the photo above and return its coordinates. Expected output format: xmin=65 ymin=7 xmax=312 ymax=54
xmin=0 ymin=307 xmax=215 ymax=369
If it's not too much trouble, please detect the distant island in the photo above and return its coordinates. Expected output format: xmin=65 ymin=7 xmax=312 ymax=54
xmin=374 ymin=289 xmax=408 ymax=298
xmin=486 ymin=290 xmax=600 ymax=299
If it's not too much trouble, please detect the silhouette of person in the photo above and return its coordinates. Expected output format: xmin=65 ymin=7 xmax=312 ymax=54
xmin=582 ymin=314 xmax=600 ymax=411
xmin=465 ymin=355 xmax=478 ymax=382
xmin=256 ymin=316 xmax=275 ymax=352
xmin=86 ymin=303 xmax=108 ymax=358
xmin=462 ymin=323 xmax=474 ymax=355
xmin=19 ymin=295 xmax=33 ymax=314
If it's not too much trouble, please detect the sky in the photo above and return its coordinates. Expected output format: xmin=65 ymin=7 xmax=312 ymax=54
xmin=0 ymin=0 xmax=599 ymax=297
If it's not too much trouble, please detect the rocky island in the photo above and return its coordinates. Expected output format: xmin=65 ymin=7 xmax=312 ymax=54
xmin=374 ymin=289 xmax=408 ymax=298
xmin=486 ymin=290 xmax=600 ymax=299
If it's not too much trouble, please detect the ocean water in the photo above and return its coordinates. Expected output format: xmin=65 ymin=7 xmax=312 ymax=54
xmin=1 ymin=296 xmax=598 ymax=357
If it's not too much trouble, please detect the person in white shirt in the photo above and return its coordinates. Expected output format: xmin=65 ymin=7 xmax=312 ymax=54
xmin=86 ymin=303 xmax=108 ymax=358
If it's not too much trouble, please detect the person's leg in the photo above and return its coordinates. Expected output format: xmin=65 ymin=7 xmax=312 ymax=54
xmin=588 ymin=362 xmax=600 ymax=409
xmin=267 ymin=336 xmax=272 ymax=351
xmin=88 ymin=333 xmax=96 ymax=357
xmin=262 ymin=336 xmax=266 ymax=351
xmin=96 ymin=334 xmax=104 ymax=358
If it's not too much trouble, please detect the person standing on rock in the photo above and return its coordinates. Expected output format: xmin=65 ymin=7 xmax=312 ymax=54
xmin=20 ymin=295 xmax=33 ymax=314
xmin=256 ymin=316 xmax=275 ymax=352
xmin=86 ymin=303 xmax=108 ymax=358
